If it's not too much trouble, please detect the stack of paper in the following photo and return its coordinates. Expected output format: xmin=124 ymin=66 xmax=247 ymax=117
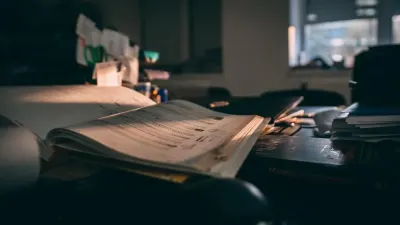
xmin=331 ymin=103 xmax=400 ymax=142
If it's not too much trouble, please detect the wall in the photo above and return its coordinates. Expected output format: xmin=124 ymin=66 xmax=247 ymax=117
xmin=141 ymin=0 xmax=189 ymax=64
xmin=94 ymin=0 xmax=221 ymax=64
xmin=222 ymin=0 xmax=290 ymax=96
xmin=155 ymin=0 xmax=352 ymax=103
xmin=306 ymin=0 xmax=356 ymax=24
xmin=157 ymin=0 xmax=291 ymax=96
xmin=156 ymin=0 xmax=290 ymax=95
xmin=290 ymin=0 xmax=306 ymax=58
xmin=86 ymin=0 xmax=141 ymax=43
xmin=86 ymin=0 xmax=351 ymax=103
xmin=190 ymin=0 xmax=222 ymax=58
xmin=378 ymin=0 xmax=395 ymax=44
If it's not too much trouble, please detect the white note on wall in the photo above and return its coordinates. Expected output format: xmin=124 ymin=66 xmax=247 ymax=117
xmin=101 ymin=29 xmax=130 ymax=58
xmin=125 ymin=45 xmax=140 ymax=59
xmin=90 ymin=27 xmax=102 ymax=47
xmin=76 ymin=14 xmax=96 ymax=39
xmin=118 ymin=32 xmax=130 ymax=57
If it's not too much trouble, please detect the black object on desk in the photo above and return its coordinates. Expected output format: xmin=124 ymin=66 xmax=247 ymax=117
xmin=245 ymin=136 xmax=354 ymax=178
xmin=242 ymin=135 xmax=400 ymax=188
xmin=238 ymin=135 xmax=400 ymax=225
xmin=351 ymin=44 xmax=400 ymax=106
xmin=211 ymin=96 xmax=303 ymax=120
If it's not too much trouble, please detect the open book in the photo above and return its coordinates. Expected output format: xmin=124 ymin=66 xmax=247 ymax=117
xmin=0 ymin=86 xmax=268 ymax=178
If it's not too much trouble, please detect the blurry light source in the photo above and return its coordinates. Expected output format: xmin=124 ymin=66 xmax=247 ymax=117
xmin=393 ymin=15 xmax=400 ymax=44
xmin=288 ymin=26 xmax=296 ymax=66
xmin=356 ymin=8 xmax=376 ymax=16
xmin=331 ymin=38 xmax=345 ymax=47
xmin=355 ymin=0 xmax=378 ymax=6
xmin=365 ymin=8 xmax=376 ymax=16
xmin=393 ymin=15 xmax=400 ymax=22
xmin=332 ymin=54 xmax=344 ymax=62
xmin=360 ymin=37 xmax=368 ymax=45
xmin=307 ymin=14 xmax=317 ymax=22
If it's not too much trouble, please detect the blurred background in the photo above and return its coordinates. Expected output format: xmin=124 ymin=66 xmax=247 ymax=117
xmin=2 ymin=0 xmax=400 ymax=104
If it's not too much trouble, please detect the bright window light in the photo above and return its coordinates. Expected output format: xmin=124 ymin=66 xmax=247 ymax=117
xmin=331 ymin=38 xmax=345 ymax=47
xmin=355 ymin=0 xmax=378 ymax=6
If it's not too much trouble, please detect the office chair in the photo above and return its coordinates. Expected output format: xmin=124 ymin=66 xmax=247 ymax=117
xmin=207 ymin=87 xmax=231 ymax=100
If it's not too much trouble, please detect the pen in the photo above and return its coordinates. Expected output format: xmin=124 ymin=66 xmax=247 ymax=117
xmin=275 ymin=110 xmax=305 ymax=123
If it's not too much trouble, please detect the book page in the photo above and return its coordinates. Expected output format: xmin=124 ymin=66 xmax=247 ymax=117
xmin=0 ymin=85 xmax=155 ymax=160
xmin=184 ymin=116 xmax=267 ymax=176
xmin=54 ymin=100 xmax=256 ymax=164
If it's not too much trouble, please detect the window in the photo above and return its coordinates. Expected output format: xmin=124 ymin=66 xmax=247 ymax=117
xmin=307 ymin=13 xmax=317 ymax=22
xmin=289 ymin=0 xmax=386 ymax=69
xmin=393 ymin=15 xmax=400 ymax=43
xmin=304 ymin=19 xmax=378 ymax=68
xmin=355 ymin=0 xmax=378 ymax=7
xmin=356 ymin=8 xmax=377 ymax=17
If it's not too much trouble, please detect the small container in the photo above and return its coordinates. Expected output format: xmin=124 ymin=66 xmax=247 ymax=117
xmin=158 ymin=88 xmax=168 ymax=102
xmin=134 ymin=82 xmax=151 ymax=97
xmin=150 ymin=85 xmax=161 ymax=103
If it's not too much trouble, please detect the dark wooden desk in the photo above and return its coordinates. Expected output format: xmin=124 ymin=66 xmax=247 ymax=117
xmin=239 ymin=136 xmax=400 ymax=225
xmin=2 ymin=106 xmax=398 ymax=225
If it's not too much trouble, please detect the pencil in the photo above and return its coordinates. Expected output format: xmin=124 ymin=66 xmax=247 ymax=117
xmin=275 ymin=110 xmax=305 ymax=123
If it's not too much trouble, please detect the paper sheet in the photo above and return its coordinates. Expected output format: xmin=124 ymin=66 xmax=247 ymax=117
xmin=63 ymin=100 xmax=255 ymax=164
xmin=101 ymin=29 xmax=130 ymax=58
xmin=0 ymin=86 xmax=155 ymax=160
xmin=0 ymin=115 xmax=41 ymax=193
xmin=93 ymin=61 xmax=123 ymax=86
xmin=188 ymin=116 xmax=267 ymax=176
xmin=76 ymin=14 xmax=96 ymax=39
xmin=121 ymin=58 xmax=139 ymax=84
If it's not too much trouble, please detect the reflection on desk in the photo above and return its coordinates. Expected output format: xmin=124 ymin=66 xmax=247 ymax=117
xmin=238 ymin=135 xmax=400 ymax=225
xmin=293 ymin=106 xmax=340 ymax=116
xmin=243 ymin=135 xmax=400 ymax=189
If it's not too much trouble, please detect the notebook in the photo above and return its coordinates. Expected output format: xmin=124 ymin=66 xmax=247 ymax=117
xmin=0 ymin=85 xmax=269 ymax=179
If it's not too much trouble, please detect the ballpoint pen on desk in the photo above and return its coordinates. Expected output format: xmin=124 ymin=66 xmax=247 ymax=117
xmin=274 ymin=110 xmax=316 ymax=133
xmin=275 ymin=110 xmax=305 ymax=123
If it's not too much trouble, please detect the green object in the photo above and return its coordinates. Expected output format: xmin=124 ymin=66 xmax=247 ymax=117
xmin=143 ymin=50 xmax=159 ymax=63
xmin=84 ymin=45 xmax=108 ymax=66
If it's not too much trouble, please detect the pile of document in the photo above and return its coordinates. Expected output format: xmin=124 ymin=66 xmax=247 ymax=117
xmin=331 ymin=103 xmax=400 ymax=142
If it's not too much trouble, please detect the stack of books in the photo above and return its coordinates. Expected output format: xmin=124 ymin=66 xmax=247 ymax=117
xmin=332 ymin=103 xmax=400 ymax=142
